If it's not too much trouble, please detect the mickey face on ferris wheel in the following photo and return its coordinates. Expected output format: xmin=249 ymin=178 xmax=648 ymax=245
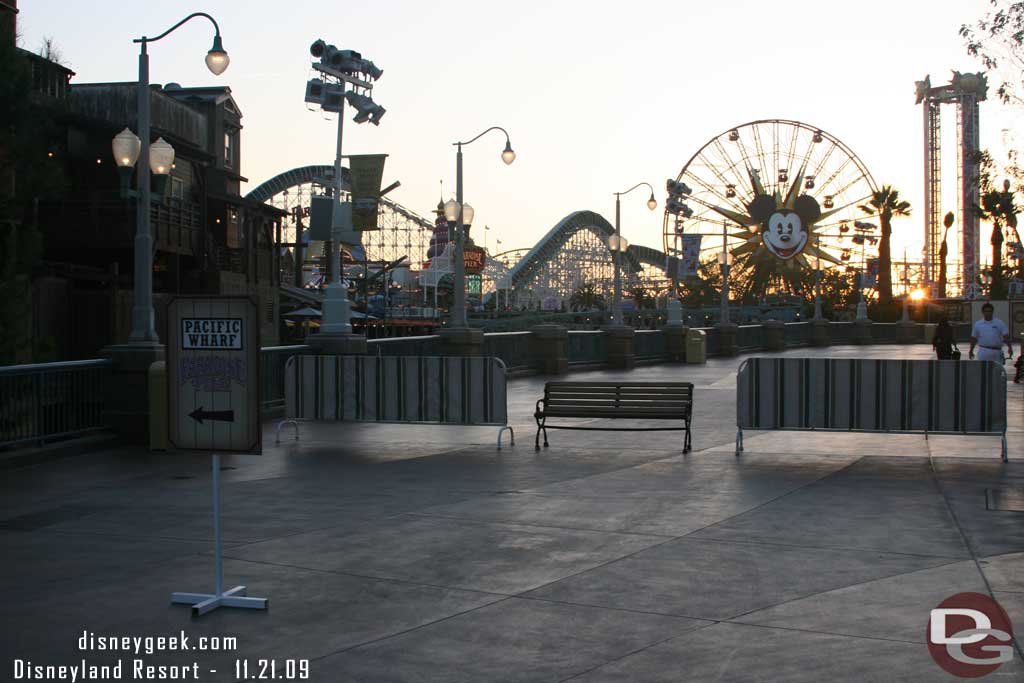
xmin=747 ymin=193 xmax=822 ymax=261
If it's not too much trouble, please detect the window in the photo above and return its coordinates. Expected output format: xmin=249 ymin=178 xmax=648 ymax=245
xmin=224 ymin=130 xmax=235 ymax=168
xmin=226 ymin=208 xmax=240 ymax=248
xmin=170 ymin=177 xmax=183 ymax=203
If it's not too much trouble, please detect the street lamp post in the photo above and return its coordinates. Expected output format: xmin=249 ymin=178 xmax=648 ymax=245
xmin=610 ymin=183 xmax=657 ymax=325
xmin=118 ymin=12 xmax=228 ymax=344
xmin=813 ymin=253 xmax=824 ymax=321
xmin=718 ymin=250 xmax=734 ymax=324
xmin=446 ymin=127 xmax=514 ymax=329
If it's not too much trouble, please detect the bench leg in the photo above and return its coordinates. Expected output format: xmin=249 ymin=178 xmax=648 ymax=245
xmin=534 ymin=417 xmax=548 ymax=451
xmin=683 ymin=418 xmax=692 ymax=454
xmin=275 ymin=419 xmax=300 ymax=445
xmin=497 ymin=426 xmax=514 ymax=451
xmin=1002 ymin=434 xmax=1008 ymax=463
xmin=735 ymin=428 xmax=743 ymax=456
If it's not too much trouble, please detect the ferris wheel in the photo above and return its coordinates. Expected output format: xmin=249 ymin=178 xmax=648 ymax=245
xmin=663 ymin=119 xmax=878 ymax=291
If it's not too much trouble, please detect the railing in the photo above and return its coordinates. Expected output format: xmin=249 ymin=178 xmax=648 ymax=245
xmin=367 ymin=335 xmax=443 ymax=357
xmin=737 ymin=325 xmax=766 ymax=350
xmin=0 ymin=359 xmax=113 ymax=449
xmin=260 ymin=345 xmax=312 ymax=411
xmin=567 ymin=330 xmax=606 ymax=365
xmin=783 ymin=322 xmax=811 ymax=347
xmin=872 ymin=323 xmax=900 ymax=344
xmin=484 ymin=332 xmax=532 ymax=371
xmin=831 ymin=322 xmax=856 ymax=344
xmin=634 ymin=330 xmax=666 ymax=360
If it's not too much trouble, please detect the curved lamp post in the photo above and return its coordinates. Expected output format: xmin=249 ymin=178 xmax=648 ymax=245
xmin=811 ymin=245 xmax=824 ymax=321
xmin=115 ymin=12 xmax=228 ymax=344
xmin=610 ymin=183 xmax=657 ymax=325
xmin=717 ymin=250 xmax=734 ymax=324
xmin=448 ymin=127 xmax=514 ymax=328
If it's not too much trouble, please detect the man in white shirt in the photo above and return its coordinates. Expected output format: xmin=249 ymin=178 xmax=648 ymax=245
xmin=969 ymin=302 xmax=1013 ymax=363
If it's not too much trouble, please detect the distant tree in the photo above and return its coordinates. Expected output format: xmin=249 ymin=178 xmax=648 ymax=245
xmin=859 ymin=185 xmax=911 ymax=306
xmin=0 ymin=25 xmax=66 ymax=363
xmin=629 ymin=285 xmax=656 ymax=310
xmin=961 ymin=2 xmax=1024 ymax=106
xmin=569 ymin=283 xmax=606 ymax=311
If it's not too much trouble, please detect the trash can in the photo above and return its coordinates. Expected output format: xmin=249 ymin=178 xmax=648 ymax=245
xmin=148 ymin=361 xmax=168 ymax=451
xmin=685 ymin=329 xmax=707 ymax=364
xmin=924 ymin=323 xmax=937 ymax=345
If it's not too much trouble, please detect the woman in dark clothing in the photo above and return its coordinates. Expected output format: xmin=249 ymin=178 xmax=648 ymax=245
xmin=933 ymin=318 xmax=955 ymax=360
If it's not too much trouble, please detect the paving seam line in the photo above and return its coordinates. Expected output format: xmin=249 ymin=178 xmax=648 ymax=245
xmin=928 ymin=457 xmax=1024 ymax=661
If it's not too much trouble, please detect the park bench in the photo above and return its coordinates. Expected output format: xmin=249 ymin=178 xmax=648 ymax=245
xmin=279 ymin=355 xmax=514 ymax=449
xmin=534 ymin=381 xmax=693 ymax=452
xmin=736 ymin=357 xmax=1008 ymax=461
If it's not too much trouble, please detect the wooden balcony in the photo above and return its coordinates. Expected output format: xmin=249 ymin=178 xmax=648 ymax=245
xmin=38 ymin=197 xmax=202 ymax=256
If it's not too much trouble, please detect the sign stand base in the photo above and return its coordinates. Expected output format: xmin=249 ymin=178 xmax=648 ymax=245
xmin=171 ymin=454 xmax=268 ymax=616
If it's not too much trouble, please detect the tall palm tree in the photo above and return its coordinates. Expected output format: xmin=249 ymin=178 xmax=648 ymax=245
xmin=977 ymin=181 xmax=1019 ymax=296
xmin=860 ymin=185 xmax=912 ymax=306
xmin=938 ymin=212 xmax=953 ymax=299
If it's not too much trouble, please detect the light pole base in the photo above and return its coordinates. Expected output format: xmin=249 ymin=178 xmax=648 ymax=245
xmin=716 ymin=323 xmax=739 ymax=357
xmin=440 ymin=327 xmax=485 ymax=357
xmin=853 ymin=319 xmax=874 ymax=345
xmin=898 ymin=320 xmax=918 ymax=345
xmin=529 ymin=324 xmax=569 ymax=375
xmin=307 ymin=333 xmax=367 ymax=356
xmin=856 ymin=300 xmax=869 ymax=321
xmin=101 ymin=343 xmax=166 ymax=445
xmin=663 ymin=324 xmax=688 ymax=362
xmin=319 ymin=281 xmax=353 ymax=335
xmin=763 ymin=319 xmax=785 ymax=352
xmin=602 ymin=324 xmax=635 ymax=369
xmin=810 ymin=319 xmax=831 ymax=347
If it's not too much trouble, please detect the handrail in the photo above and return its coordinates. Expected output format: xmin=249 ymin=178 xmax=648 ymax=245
xmin=0 ymin=358 xmax=113 ymax=375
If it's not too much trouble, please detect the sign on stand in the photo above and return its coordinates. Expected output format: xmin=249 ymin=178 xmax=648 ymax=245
xmin=167 ymin=297 xmax=261 ymax=454
xmin=165 ymin=296 xmax=266 ymax=616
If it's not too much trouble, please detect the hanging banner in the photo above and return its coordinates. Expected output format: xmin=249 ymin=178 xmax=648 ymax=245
xmin=666 ymin=235 xmax=703 ymax=278
xmin=861 ymin=258 xmax=879 ymax=289
xmin=348 ymin=154 xmax=388 ymax=231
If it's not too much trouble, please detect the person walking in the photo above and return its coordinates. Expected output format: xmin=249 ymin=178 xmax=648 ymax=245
xmin=932 ymin=318 xmax=957 ymax=360
xmin=968 ymin=302 xmax=1013 ymax=364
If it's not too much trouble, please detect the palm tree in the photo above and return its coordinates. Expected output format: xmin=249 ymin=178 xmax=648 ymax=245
xmin=977 ymin=181 xmax=1019 ymax=296
xmin=630 ymin=286 xmax=655 ymax=311
xmin=569 ymin=283 xmax=606 ymax=312
xmin=938 ymin=212 xmax=954 ymax=299
xmin=859 ymin=185 xmax=912 ymax=306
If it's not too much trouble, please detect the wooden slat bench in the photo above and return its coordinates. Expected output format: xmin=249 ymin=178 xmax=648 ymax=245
xmin=534 ymin=381 xmax=693 ymax=452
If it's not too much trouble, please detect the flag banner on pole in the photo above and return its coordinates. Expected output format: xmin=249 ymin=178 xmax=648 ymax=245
xmin=349 ymin=154 xmax=388 ymax=230
xmin=862 ymin=258 xmax=878 ymax=288
xmin=667 ymin=235 xmax=703 ymax=278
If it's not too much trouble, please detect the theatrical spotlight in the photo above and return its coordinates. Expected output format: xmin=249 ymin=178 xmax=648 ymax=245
xmin=666 ymin=198 xmax=694 ymax=218
xmin=666 ymin=179 xmax=692 ymax=197
xmin=346 ymin=92 xmax=385 ymax=125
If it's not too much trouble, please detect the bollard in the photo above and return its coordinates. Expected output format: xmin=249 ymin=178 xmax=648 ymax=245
xmin=148 ymin=361 xmax=169 ymax=451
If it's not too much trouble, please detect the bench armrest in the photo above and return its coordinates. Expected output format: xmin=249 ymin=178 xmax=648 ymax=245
xmin=535 ymin=398 xmax=546 ymax=416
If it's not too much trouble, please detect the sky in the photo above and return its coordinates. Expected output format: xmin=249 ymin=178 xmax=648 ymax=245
xmin=17 ymin=0 xmax=1010 ymax=267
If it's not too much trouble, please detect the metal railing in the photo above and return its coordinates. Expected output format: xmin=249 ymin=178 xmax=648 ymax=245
xmin=0 ymin=359 xmax=113 ymax=449
xmin=484 ymin=332 xmax=531 ymax=371
xmin=634 ymin=330 xmax=666 ymax=360
xmin=567 ymin=330 xmax=606 ymax=365
xmin=783 ymin=322 xmax=811 ymax=347
xmin=367 ymin=335 xmax=443 ymax=357
xmin=260 ymin=345 xmax=312 ymax=410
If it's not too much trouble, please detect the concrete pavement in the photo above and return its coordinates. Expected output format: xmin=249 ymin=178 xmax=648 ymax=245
xmin=1 ymin=345 xmax=1022 ymax=681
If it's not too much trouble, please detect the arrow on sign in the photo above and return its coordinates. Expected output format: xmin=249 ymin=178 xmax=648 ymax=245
xmin=188 ymin=407 xmax=235 ymax=424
